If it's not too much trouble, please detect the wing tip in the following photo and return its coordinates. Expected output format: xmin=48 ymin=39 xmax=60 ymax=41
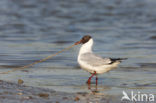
xmin=109 ymin=58 xmax=128 ymax=64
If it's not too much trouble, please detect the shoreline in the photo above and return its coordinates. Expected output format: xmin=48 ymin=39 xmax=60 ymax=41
xmin=0 ymin=80 xmax=120 ymax=103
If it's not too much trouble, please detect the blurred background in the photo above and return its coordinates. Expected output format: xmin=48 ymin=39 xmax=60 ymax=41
xmin=0 ymin=0 xmax=155 ymax=94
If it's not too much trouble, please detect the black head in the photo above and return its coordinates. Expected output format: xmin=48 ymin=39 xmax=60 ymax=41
xmin=74 ymin=35 xmax=92 ymax=45
xmin=81 ymin=35 xmax=92 ymax=44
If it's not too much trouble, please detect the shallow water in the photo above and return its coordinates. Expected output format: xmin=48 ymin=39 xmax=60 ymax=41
xmin=0 ymin=0 xmax=156 ymax=100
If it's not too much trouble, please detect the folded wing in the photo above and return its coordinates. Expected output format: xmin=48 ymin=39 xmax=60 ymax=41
xmin=80 ymin=53 xmax=127 ymax=66
xmin=80 ymin=53 xmax=112 ymax=66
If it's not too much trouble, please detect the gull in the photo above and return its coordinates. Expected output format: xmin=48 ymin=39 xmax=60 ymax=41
xmin=75 ymin=35 xmax=127 ymax=84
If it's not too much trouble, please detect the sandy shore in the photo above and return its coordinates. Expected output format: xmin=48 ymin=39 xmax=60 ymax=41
xmin=0 ymin=80 xmax=122 ymax=103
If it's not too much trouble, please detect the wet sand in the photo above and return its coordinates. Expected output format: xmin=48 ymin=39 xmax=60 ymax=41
xmin=0 ymin=80 xmax=121 ymax=103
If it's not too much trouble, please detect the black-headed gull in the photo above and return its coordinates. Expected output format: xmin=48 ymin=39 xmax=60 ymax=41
xmin=75 ymin=35 xmax=127 ymax=84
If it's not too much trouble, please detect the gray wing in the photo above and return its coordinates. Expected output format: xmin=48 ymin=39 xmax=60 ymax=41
xmin=80 ymin=53 xmax=112 ymax=66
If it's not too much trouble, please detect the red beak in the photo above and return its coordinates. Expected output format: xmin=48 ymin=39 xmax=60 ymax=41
xmin=74 ymin=40 xmax=82 ymax=45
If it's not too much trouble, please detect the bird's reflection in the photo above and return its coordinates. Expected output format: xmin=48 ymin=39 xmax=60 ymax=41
xmin=87 ymin=82 xmax=111 ymax=95
xmin=87 ymin=83 xmax=99 ymax=93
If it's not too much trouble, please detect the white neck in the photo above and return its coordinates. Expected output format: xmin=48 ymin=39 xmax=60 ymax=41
xmin=78 ymin=38 xmax=93 ymax=55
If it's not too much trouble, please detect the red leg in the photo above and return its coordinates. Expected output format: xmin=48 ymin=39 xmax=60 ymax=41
xmin=96 ymin=75 xmax=98 ymax=85
xmin=87 ymin=71 xmax=96 ymax=84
